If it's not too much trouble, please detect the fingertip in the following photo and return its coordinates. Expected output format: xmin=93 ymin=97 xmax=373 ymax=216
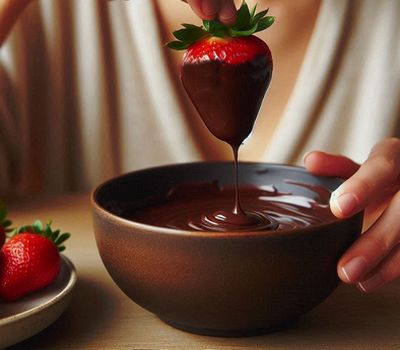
xmin=330 ymin=188 xmax=359 ymax=218
xmin=330 ymin=187 xmax=345 ymax=218
xmin=356 ymin=282 xmax=369 ymax=293
xmin=337 ymin=255 xmax=369 ymax=285
xmin=357 ymin=272 xmax=385 ymax=293
xmin=218 ymin=0 xmax=237 ymax=24
xmin=202 ymin=0 xmax=220 ymax=19
xmin=337 ymin=254 xmax=351 ymax=283
xmin=330 ymin=197 xmax=346 ymax=219
xmin=185 ymin=0 xmax=217 ymax=20
xmin=303 ymin=150 xmax=329 ymax=175
xmin=303 ymin=151 xmax=360 ymax=178
xmin=219 ymin=13 xmax=236 ymax=25
xmin=337 ymin=264 xmax=352 ymax=284
xmin=302 ymin=151 xmax=313 ymax=165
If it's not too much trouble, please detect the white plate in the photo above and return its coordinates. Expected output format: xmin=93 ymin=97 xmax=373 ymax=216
xmin=0 ymin=255 xmax=77 ymax=349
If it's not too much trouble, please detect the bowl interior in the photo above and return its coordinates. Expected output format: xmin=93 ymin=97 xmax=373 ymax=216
xmin=94 ymin=162 xmax=342 ymax=229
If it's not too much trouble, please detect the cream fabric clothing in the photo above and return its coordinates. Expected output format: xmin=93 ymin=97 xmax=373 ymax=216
xmin=1 ymin=0 xmax=400 ymax=194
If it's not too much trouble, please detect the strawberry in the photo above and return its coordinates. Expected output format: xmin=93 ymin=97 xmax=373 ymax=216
xmin=168 ymin=1 xmax=275 ymax=147
xmin=0 ymin=201 xmax=12 ymax=249
xmin=0 ymin=220 xmax=70 ymax=302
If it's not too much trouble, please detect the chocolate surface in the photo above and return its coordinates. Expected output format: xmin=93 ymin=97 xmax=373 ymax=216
xmin=181 ymin=55 xmax=272 ymax=147
xmin=129 ymin=182 xmax=335 ymax=232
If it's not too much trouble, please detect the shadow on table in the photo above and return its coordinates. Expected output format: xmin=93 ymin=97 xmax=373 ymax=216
xmin=7 ymin=282 xmax=400 ymax=349
xmin=8 ymin=274 xmax=122 ymax=349
xmin=178 ymin=283 xmax=400 ymax=349
xmin=239 ymin=283 xmax=400 ymax=348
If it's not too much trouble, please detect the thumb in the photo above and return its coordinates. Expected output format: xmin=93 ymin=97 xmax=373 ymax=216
xmin=303 ymin=150 xmax=362 ymax=219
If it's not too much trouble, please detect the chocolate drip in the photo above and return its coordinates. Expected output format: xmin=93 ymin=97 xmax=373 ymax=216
xmin=181 ymin=55 xmax=272 ymax=228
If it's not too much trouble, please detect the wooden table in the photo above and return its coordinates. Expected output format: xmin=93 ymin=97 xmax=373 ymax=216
xmin=4 ymin=194 xmax=400 ymax=349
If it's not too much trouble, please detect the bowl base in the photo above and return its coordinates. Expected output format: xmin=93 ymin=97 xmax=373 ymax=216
xmin=160 ymin=317 xmax=295 ymax=338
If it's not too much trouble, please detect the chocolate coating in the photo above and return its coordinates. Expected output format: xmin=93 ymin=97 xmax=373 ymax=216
xmin=181 ymin=55 xmax=272 ymax=147
xmin=182 ymin=54 xmax=272 ymax=224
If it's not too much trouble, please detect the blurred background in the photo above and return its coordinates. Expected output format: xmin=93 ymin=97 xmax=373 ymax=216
xmin=1 ymin=0 xmax=399 ymax=195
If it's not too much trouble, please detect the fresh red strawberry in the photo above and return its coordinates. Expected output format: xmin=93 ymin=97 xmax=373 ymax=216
xmin=0 ymin=201 xmax=12 ymax=249
xmin=0 ymin=221 xmax=70 ymax=302
xmin=168 ymin=1 xmax=275 ymax=147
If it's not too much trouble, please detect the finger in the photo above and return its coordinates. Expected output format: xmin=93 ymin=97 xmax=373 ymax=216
xmin=330 ymin=138 xmax=400 ymax=218
xmin=218 ymin=0 xmax=237 ymax=24
xmin=337 ymin=191 xmax=400 ymax=285
xmin=303 ymin=151 xmax=360 ymax=179
xmin=185 ymin=0 xmax=221 ymax=20
xmin=356 ymin=244 xmax=400 ymax=293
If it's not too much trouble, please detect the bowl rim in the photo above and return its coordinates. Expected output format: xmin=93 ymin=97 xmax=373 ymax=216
xmin=91 ymin=161 xmax=356 ymax=239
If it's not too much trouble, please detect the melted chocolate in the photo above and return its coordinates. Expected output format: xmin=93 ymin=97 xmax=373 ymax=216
xmin=181 ymin=55 xmax=272 ymax=228
xmin=129 ymin=182 xmax=335 ymax=232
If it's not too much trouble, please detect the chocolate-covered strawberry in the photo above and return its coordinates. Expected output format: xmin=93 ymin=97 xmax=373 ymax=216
xmin=168 ymin=2 xmax=274 ymax=147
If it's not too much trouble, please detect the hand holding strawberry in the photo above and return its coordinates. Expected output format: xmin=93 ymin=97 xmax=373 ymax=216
xmin=184 ymin=0 xmax=237 ymax=25
xmin=0 ymin=220 xmax=70 ymax=302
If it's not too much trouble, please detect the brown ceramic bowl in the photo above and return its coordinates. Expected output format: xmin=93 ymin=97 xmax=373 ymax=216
xmin=92 ymin=162 xmax=362 ymax=337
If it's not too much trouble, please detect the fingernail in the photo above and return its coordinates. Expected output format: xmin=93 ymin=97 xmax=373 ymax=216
xmin=302 ymin=151 xmax=313 ymax=164
xmin=341 ymin=256 xmax=368 ymax=283
xmin=202 ymin=1 xmax=219 ymax=17
xmin=357 ymin=272 xmax=384 ymax=293
xmin=331 ymin=191 xmax=358 ymax=216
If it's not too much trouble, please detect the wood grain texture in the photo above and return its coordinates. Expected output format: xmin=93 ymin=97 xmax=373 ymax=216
xmin=4 ymin=194 xmax=400 ymax=349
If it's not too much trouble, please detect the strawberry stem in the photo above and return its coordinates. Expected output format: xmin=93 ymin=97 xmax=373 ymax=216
xmin=11 ymin=220 xmax=71 ymax=252
xmin=167 ymin=1 xmax=275 ymax=50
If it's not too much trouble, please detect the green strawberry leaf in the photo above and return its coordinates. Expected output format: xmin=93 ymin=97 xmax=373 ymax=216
xmin=2 ymin=219 xmax=12 ymax=228
xmin=256 ymin=16 xmax=275 ymax=32
xmin=45 ymin=222 xmax=53 ymax=238
xmin=250 ymin=3 xmax=257 ymax=18
xmin=15 ymin=225 xmax=26 ymax=234
xmin=33 ymin=220 xmax=43 ymax=233
xmin=51 ymin=229 xmax=60 ymax=242
xmin=173 ymin=26 xmax=206 ymax=42
xmin=55 ymin=232 xmax=71 ymax=246
xmin=0 ymin=201 xmax=6 ymax=223
xmin=230 ymin=22 xmax=258 ymax=37
xmin=0 ymin=201 xmax=14 ymax=233
xmin=233 ymin=2 xmax=251 ymax=30
xmin=203 ymin=19 xmax=211 ymax=31
xmin=252 ymin=9 xmax=269 ymax=24
xmin=206 ymin=20 xmax=228 ymax=37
